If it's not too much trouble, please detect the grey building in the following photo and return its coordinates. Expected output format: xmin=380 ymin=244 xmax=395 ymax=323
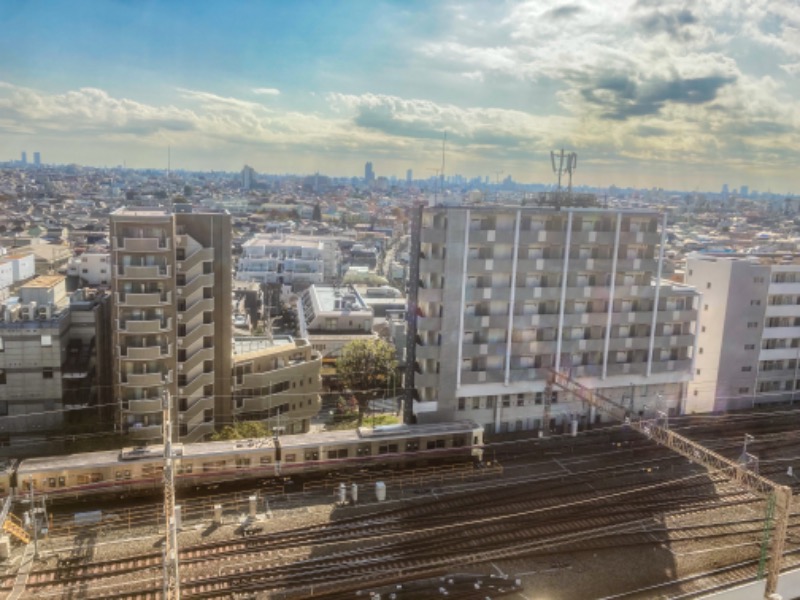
xmin=407 ymin=205 xmax=699 ymax=432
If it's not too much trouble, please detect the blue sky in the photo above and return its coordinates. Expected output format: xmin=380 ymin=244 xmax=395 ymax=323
xmin=1 ymin=0 xmax=799 ymax=192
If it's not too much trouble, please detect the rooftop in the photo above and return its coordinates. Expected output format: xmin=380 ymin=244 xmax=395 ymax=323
xmin=22 ymin=274 xmax=65 ymax=289
xmin=233 ymin=335 xmax=296 ymax=355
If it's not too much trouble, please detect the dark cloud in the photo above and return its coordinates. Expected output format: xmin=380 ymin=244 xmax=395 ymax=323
xmin=634 ymin=0 xmax=698 ymax=41
xmin=543 ymin=4 xmax=584 ymax=20
xmin=582 ymin=73 xmax=736 ymax=120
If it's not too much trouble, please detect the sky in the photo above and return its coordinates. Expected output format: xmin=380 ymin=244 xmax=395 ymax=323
xmin=0 ymin=0 xmax=798 ymax=193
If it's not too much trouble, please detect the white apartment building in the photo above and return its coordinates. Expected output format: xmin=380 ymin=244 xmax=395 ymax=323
xmin=237 ymin=235 xmax=339 ymax=286
xmin=686 ymin=254 xmax=800 ymax=412
xmin=408 ymin=205 xmax=700 ymax=433
xmin=67 ymin=248 xmax=111 ymax=286
xmin=297 ymin=284 xmax=376 ymax=359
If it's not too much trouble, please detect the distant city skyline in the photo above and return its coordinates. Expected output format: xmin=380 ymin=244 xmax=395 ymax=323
xmin=1 ymin=1 xmax=798 ymax=193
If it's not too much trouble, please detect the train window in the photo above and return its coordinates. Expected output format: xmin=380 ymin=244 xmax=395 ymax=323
xmin=327 ymin=450 xmax=337 ymax=460
xmin=115 ymin=471 xmax=124 ymax=480
xmin=473 ymin=436 xmax=479 ymax=445
xmin=236 ymin=458 xmax=251 ymax=468
xmin=357 ymin=445 xmax=371 ymax=456
xmin=285 ymin=454 xmax=296 ymax=463
xmin=260 ymin=456 xmax=272 ymax=465
xmin=58 ymin=476 xmax=66 ymax=487
xmin=77 ymin=475 xmax=89 ymax=485
xmin=48 ymin=478 xmax=56 ymax=487
xmin=328 ymin=449 xmax=348 ymax=459
xmin=304 ymin=451 xmax=319 ymax=461
xmin=203 ymin=463 xmax=214 ymax=473
xmin=379 ymin=445 xmax=388 ymax=454
xmin=453 ymin=436 xmax=466 ymax=448
xmin=427 ymin=441 xmax=436 ymax=450
xmin=91 ymin=473 xmax=103 ymax=483
xmin=183 ymin=464 xmax=193 ymax=474
xmin=406 ymin=442 xmax=419 ymax=451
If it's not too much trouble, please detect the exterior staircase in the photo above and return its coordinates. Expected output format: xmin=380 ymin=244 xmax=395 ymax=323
xmin=3 ymin=515 xmax=30 ymax=544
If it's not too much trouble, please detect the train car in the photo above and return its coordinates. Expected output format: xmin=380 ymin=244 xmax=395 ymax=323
xmin=13 ymin=421 xmax=483 ymax=502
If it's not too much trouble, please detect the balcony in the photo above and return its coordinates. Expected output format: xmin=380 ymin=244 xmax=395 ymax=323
xmin=607 ymin=336 xmax=651 ymax=351
xmin=115 ymin=237 xmax=170 ymax=252
xmin=116 ymin=291 xmax=172 ymax=307
xmin=419 ymin=259 xmax=445 ymax=274
xmin=121 ymin=371 xmax=170 ymax=387
xmin=605 ymin=363 xmax=648 ymax=377
xmin=768 ymin=282 xmax=800 ymax=295
xmin=460 ymin=370 xmax=505 ymax=385
xmin=764 ymin=304 xmax=800 ymax=318
xmin=420 ymin=229 xmax=446 ymax=244
xmin=416 ymin=316 xmax=441 ymax=331
xmin=127 ymin=424 xmax=162 ymax=441
xmin=415 ymin=345 xmax=441 ymax=360
xmin=123 ymin=397 xmax=163 ymax=413
xmin=417 ymin=288 xmax=443 ymax=303
xmin=115 ymin=264 xmax=171 ymax=279
xmin=507 ymin=368 xmax=549 ymax=383
xmin=119 ymin=344 xmax=172 ymax=360
xmin=568 ymin=231 xmax=615 ymax=245
xmin=619 ymin=230 xmax=661 ymax=245
xmin=118 ymin=318 xmax=172 ymax=334
xmin=650 ymin=359 xmax=692 ymax=374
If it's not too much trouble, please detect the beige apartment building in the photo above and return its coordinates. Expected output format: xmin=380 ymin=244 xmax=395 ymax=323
xmin=110 ymin=208 xmax=232 ymax=443
xmin=232 ymin=336 xmax=322 ymax=434
xmin=407 ymin=205 xmax=699 ymax=432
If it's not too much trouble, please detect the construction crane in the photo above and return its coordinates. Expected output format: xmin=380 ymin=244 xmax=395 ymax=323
xmin=544 ymin=368 xmax=790 ymax=599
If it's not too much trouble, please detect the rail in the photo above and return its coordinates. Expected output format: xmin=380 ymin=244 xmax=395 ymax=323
xmin=546 ymin=368 xmax=792 ymax=599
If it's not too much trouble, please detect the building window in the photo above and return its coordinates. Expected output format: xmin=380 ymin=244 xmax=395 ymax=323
xmin=698 ymin=348 xmax=703 ymax=354
xmin=751 ymin=299 xmax=760 ymax=306
xmin=747 ymin=322 xmax=759 ymax=328
xmin=704 ymin=304 xmax=709 ymax=311
xmin=43 ymin=367 xmax=54 ymax=379
xmin=457 ymin=398 xmax=465 ymax=410
xmin=472 ymin=397 xmax=480 ymax=409
xmin=738 ymin=387 xmax=749 ymax=393
xmin=745 ymin=344 xmax=755 ymax=350
xmin=0 ymin=371 xmax=5 ymax=385
xmin=706 ymin=282 xmax=711 ymax=289
xmin=0 ymin=337 xmax=4 ymax=351
xmin=701 ymin=326 xmax=706 ymax=333
xmin=696 ymin=369 xmax=701 ymax=375
xmin=486 ymin=396 xmax=495 ymax=409
xmin=742 ymin=366 xmax=752 ymax=372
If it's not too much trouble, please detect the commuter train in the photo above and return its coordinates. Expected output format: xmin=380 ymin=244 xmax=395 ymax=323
xmin=2 ymin=421 xmax=483 ymax=502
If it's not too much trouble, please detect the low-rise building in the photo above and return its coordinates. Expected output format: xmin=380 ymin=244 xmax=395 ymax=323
xmin=232 ymin=336 xmax=322 ymax=434
xmin=236 ymin=234 xmax=339 ymax=287
xmin=67 ymin=248 xmax=111 ymax=286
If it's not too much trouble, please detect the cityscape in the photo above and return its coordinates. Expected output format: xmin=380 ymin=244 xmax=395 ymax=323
xmin=1 ymin=1 xmax=800 ymax=599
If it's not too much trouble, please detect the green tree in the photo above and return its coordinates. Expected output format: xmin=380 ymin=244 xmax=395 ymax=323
xmin=336 ymin=338 xmax=397 ymax=426
xmin=212 ymin=420 xmax=269 ymax=441
xmin=312 ymin=202 xmax=322 ymax=222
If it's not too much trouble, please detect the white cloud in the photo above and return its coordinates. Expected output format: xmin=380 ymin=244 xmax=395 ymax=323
xmin=253 ymin=87 xmax=281 ymax=96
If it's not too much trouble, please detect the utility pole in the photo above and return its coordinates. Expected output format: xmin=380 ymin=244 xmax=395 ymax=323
xmin=29 ymin=476 xmax=37 ymax=559
xmin=162 ymin=390 xmax=180 ymax=600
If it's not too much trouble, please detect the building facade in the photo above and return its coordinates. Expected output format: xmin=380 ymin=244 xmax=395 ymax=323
xmin=236 ymin=235 xmax=338 ymax=286
xmin=67 ymin=248 xmax=112 ymax=287
xmin=232 ymin=336 xmax=322 ymax=434
xmin=407 ymin=205 xmax=699 ymax=432
xmin=686 ymin=254 xmax=800 ymax=412
xmin=110 ymin=208 xmax=232 ymax=444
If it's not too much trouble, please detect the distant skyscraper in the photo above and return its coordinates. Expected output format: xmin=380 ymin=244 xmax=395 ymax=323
xmin=20 ymin=151 xmax=27 ymax=165
xmin=33 ymin=152 xmax=41 ymax=167
xmin=406 ymin=169 xmax=412 ymax=184
xmin=365 ymin=161 xmax=375 ymax=183
xmin=740 ymin=185 xmax=749 ymax=197
xmin=241 ymin=165 xmax=256 ymax=190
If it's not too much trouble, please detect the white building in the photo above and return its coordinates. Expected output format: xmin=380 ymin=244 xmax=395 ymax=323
xmin=67 ymin=249 xmax=112 ymax=286
xmin=686 ymin=254 xmax=800 ymax=412
xmin=237 ymin=235 xmax=339 ymax=286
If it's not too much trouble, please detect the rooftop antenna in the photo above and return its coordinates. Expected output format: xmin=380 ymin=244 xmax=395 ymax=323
xmin=550 ymin=149 xmax=577 ymax=205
